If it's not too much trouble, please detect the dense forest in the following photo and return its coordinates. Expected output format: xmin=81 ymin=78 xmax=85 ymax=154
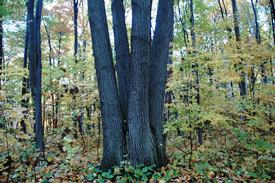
xmin=0 ymin=0 xmax=274 ymax=182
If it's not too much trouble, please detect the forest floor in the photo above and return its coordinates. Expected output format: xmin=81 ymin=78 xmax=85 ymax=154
xmin=0 ymin=127 xmax=274 ymax=182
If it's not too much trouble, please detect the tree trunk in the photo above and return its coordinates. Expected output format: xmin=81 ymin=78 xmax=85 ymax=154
xmin=149 ymin=0 xmax=174 ymax=167
xmin=34 ymin=0 xmax=44 ymax=153
xmin=112 ymin=0 xmax=130 ymax=119
xmin=127 ymin=0 xmax=156 ymax=166
xmin=74 ymin=0 xmax=78 ymax=62
xmin=0 ymin=0 xmax=3 ymax=91
xmin=111 ymin=0 xmax=131 ymax=157
xmin=189 ymin=0 xmax=203 ymax=145
xmin=251 ymin=0 xmax=260 ymax=43
xmin=57 ymin=32 xmax=63 ymax=66
xmin=222 ymin=0 xmax=228 ymax=16
xmin=231 ymin=0 xmax=247 ymax=97
xmin=21 ymin=2 xmax=32 ymax=134
xmin=43 ymin=21 xmax=53 ymax=66
xmin=87 ymin=0 xmax=123 ymax=170
xmin=88 ymin=0 xmax=174 ymax=170
xmin=231 ymin=0 xmax=241 ymax=42
xmin=218 ymin=0 xmax=225 ymax=19
xmin=270 ymin=0 xmax=275 ymax=45
xmin=28 ymin=0 xmax=36 ymax=99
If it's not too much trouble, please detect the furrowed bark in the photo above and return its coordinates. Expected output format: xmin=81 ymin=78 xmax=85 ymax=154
xmin=87 ymin=0 xmax=123 ymax=170
xmin=112 ymin=0 xmax=131 ymax=119
xmin=111 ymin=0 xmax=131 ymax=157
xmin=128 ymin=0 xmax=156 ymax=166
xmin=149 ymin=0 xmax=174 ymax=167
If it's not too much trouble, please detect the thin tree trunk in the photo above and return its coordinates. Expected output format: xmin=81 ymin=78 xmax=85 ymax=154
xmin=74 ymin=0 xmax=78 ymax=62
xmin=57 ymin=32 xmax=62 ymax=66
xmin=43 ymin=21 xmax=53 ymax=66
xmin=231 ymin=0 xmax=247 ymax=97
xmin=190 ymin=0 xmax=195 ymax=48
xmin=222 ymin=0 xmax=228 ymax=16
xmin=34 ymin=0 xmax=44 ymax=153
xmin=21 ymin=3 xmax=32 ymax=134
xmin=177 ymin=0 xmax=189 ymax=47
xmin=190 ymin=0 xmax=202 ymax=144
xmin=28 ymin=0 xmax=36 ymax=99
xmin=231 ymin=0 xmax=241 ymax=42
xmin=270 ymin=0 xmax=275 ymax=45
xmin=0 ymin=0 xmax=3 ymax=91
xmin=87 ymin=0 xmax=123 ymax=170
xmin=218 ymin=0 xmax=225 ymax=19
xmin=251 ymin=0 xmax=260 ymax=43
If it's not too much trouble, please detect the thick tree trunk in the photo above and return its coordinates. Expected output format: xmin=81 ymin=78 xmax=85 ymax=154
xmin=88 ymin=0 xmax=174 ymax=169
xmin=112 ymin=0 xmax=130 ymax=119
xmin=111 ymin=0 xmax=131 ymax=156
xmin=87 ymin=0 xmax=123 ymax=170
xmin=127 ymin=0 xmax=156 ymax=166
xmin=149 ymin=0 xmax=174 ymax=167
xmin=34 ymin=0 xmax=44 ymax=153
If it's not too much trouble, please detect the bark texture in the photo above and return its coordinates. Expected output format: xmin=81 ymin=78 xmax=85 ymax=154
xmin=88 ymin=0 xmax=174 ymax=170
xmin=111 ymin=0 xmax=131 ymax=156
xmin=87 ymin=0 xmax=123 ymax=170
xmin=128 ymin=0 xmax=156 ymax=166
xmin=149 ymin=0 xmax=174 ymax=167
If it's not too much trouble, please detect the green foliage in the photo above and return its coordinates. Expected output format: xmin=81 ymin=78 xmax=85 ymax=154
xmin=85 ymin=162 xmax=178 ymax=182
